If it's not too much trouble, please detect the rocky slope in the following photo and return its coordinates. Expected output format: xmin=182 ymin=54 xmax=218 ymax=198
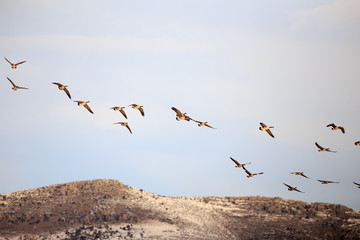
xmin=0 ymin=179 xmax=359 ymax=239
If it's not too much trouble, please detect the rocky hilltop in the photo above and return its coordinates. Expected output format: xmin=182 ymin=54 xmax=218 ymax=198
xmin=0 ymin=179 xmax=359 ymax=239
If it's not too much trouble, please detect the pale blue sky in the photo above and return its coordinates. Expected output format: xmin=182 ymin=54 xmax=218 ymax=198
xmin=1 ymin=0 xmax=360 ymax=210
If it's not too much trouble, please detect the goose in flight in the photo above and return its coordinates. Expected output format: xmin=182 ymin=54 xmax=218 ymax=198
xmin=315 ymin=142 xmax=336 ymax=153
xmin=327 ymin=123 xmax=345 ymax=134
xmin=230 ymin=157 xmax=251 ymax=168
xmin=110 ymin=106 xmax=127 ymax=119
xmin=7 ymin=77 xmax=28 ymax=91
xmin=4 ymin=57 xmax=26 ymax=69
xmin=283 ymin=183 xmax=305 ymax=193
xmin=74 ymin=101 xmax=93 ymax=114
xmin=192 ymin=119 xmax=216 ymax=129
xmin=353 ymin=182 xmax=360 ymax=188
xmin=242 ymin=165 xmax=263 ymax=178
xmin=355 ymin=141 xmax=360 ymax=146
xmin=52 ymin=82 xmax=71 ymax=99
xmin=259 ymin=122 xmax=274 ymax=138
xmin=317 ymin=179 xmax=339 ymax=184
xmin=290 ymin=172 xmax=309 ymax=179
xmin=129 ymin=104 xmax=144 ymax=116
xmin=171 ymin=107 xmax=192 ymax=121
xmin=114 ymin=122 xmax=132 ymax=134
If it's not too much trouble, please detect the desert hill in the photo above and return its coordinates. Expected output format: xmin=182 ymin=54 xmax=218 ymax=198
xmin=0 ymin=179 xmax=359 ymax=239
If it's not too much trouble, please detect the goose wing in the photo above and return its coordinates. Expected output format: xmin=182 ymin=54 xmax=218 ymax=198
xmin=260 ymin=122 xmax=267 ymax=128
xmin=138 ymin=107 xmax=145 ymax=116
xmin=339 ymin=126 xmax=345 ymax=134
xmin=353 ymin=182 xmax=360 ymax=186
xmin=230 ymin=157 xmax=240 ymax=166
xmin=15 ymin=61 xmax=26 ymax=66
xmin=242 ymin=166 xmax=251 ymax=175
xmin=120 ymin=109 xmax=127 ymax=119
xmin=52 ymin=82 xmax=63 ymax=87
xmin=171 ymin=107 xmax=183 ymax=117
xmin=17 ymin=86 xmax=29 ymax=90
xmin=83 ymin=103 xmax=94 ymax=114
xmin=4 ymin=57 xmax=13 ymax=65
xmin=205 ymin=123 xmax=216 ymax=129
xmin=125 ymin=124 xmax=132 ymax=134
xmin=266 ymin=128 xmax=274 ymax=138
xmin=327 ymin=123 xmax=336 ymax=128
xmin=315 ymin=142 xmax=324 ymax=150
xmin=283 ymin=183 xmax=292 ymax=188
xmin=7 ymin=77 xmax=16 ymax=87
xmin=63 ymin=87 xmax=71 ymax=99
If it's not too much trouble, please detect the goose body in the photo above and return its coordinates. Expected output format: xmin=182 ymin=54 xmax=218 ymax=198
xmin=327 ymin=123 xmax=345 ymax=134
xmin=230 ymin=157 xmax=251 ymax=168
xmin=52 ymin=82 xmax=71 ymax=99
xmin=7 ymin=77 xmax=28 ymax=91
xmin=259 ymin=122 xmax=274 ymax=138
xmin=110 ymin=106 xmax=127 ymax=119
xmin=74 ymin=101 xmax=93 ymax=114
xmin=114 ymin=122 xmax=132 ymax=134
xmin=129 ymin=104 xmax=144 ymax=116
xmin=5 ymin=57 xmax=26 ymax=69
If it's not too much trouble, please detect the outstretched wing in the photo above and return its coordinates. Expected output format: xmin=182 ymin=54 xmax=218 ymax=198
xmin=126 ymin=124 xmax=132 ymax=134
xmin=339 ymin=126 xmax=345 ymax=134
xmin=205 ymin=123 xmax=216 ymax=129
xmin=242 ymin=166 xmax=251 ymax=175
xmin=266 ymin=129 xmax=274 ymax=138
xmin=138 ymin=107 xmax=145 ymax=116
xmin=63 ymin=87 xmax=71 ymax=99
xmin=260 ymin=122 xmax=267 ymax=128
xmin=83 ymin=103 xmax=94 ymax=114
xmin=171 ymin=107 xmax=183 ymax=117
xmin=230 ymin=157 xmax=240 ymax=166
xmin=120 ymin=109 xmax=127 ymax=119
xmin=52 ymin=82 xmax=62 ymax=87
xmin=315 ymin=142 xmax=324 ymax=150
xmin=327 ymin=123 xmax=336 ymax=128
xmin=7 ymin=77 xmax=16 ymax=87
xmin=283 ymin=183 xmax=292 ymax=188
xmin=4 ymin=57 xmax=13 ymax=65
xmin=15 ymin=60 xmax=26 ymax=66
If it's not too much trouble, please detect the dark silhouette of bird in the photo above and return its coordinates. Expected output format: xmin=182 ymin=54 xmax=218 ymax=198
xmin=230 ymin=157 xmax=251 ymax=168
xmin=327 ymin=123 xmax=345 ymax=134
xmin=259 ymin=122 xmax=274 ymax=138
xmin=283 ymin=183 xmax=305 ymax=193
xmin=52 ymin=82 xmax=71 ymax=99
xmin=7 ymin=77 xmax=28 ymax=91
xmin=74 ymin=101 xmax=93 ymax=114
xmin=353 ymin=182 xmax=360 ymax=188
xmin=110 ymin=106 xmax=127 ymax=119
xmin=355 ymin=141 xmax=360 ymax=146
xmin=4 ymin=57 xmax=26 ymax=69
xmin=315 ymin=142 xmax=336 ymax=153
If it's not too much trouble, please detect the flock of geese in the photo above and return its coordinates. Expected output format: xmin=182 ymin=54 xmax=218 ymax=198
xmin=4 ymin=57 xmax=360 ymax=195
